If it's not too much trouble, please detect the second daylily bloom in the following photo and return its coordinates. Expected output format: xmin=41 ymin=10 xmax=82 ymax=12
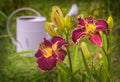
xmin=72 ymin=16 xmax=108 ymax=46
xmin=35 ymin=36 xmax=68 ymax=71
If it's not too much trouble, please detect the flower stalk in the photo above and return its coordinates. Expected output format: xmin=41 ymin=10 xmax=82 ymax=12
xmin=66 ymin=33 xmax=73 ymax=73
xmin=102 ymin=47 xmax=110 ymax=70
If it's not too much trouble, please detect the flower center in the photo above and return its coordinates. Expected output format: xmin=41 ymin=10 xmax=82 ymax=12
xmin=85 ymin=24 xmax=96 ymax=33
xmin=41 ymin=42 xmax=58 ymax=58
xmin=52 ymin=42 xmax=58 ymax=50
xmin=43 ymin=47 xmax=52 ymax=58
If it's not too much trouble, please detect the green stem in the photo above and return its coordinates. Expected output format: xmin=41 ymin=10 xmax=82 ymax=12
xmin=81 ymin=48 xmax=90 ymax=74
xmin=66 ymin=33 xmax=73 ymax=73
xmin=65 ymin=33 xmax=73 ymax=82
xmin=102 ymin=47 xmax=110 ymax=70
xmin=67 ymin=47 xmax=73 ymax=73
xmin=102 ymin=47 xmax=114 ymax=82
xmin=106 ymin=36 xmax=110 ymax=51
xmin=106 ymin=34 xmax=115 ymax=81
xmin=107 ymin=0 xmax=111 ymax=15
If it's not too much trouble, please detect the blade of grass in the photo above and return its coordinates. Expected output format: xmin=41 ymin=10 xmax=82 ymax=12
xmin=8 ymin=50 xmax=36 ymax=58
xmin=0 ymin=10 xmax=7 ymax=19
xmin=57 ymin=63 xmax=70 ymax=74
xmin=0 ymin=35 xmax=10 ymax=38
xmin=29 ymin=72 xmax=49 ymax=82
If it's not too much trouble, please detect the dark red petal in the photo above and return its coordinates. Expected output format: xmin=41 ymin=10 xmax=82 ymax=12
xmin=44 ymin=38 xmax=52 ymax=47
xmin=35 ymin=50 xmax=43 ymax=58
xmin=57 ymin=48 xmax=67 ymax=61
xmin=95 ymin=19 xmax=108 ymax=31
xmin=89 ymin=32 xmax=102 ymax=47
xmin=57 ymin=40 xmax=69 ymax=48
xmin=51 ymin=36 xmax=68 ymax=48
xmin=37 ymin=56 xmax=57 ymax=71
xmin=51 ymin=36 xmax=64 ymax=43
xmin=86 ymin=16 xmax=93 ymax=23
xmin=72 ymin=28 xmax=86 ymax=44
xmin=78 ymin=17 xmax=85 ymax=27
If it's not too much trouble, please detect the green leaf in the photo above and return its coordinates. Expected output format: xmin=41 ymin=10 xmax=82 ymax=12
xmin=57 ymin=63 xmax=70 ymax=74
xmin=101 ymin=48 xmax=108 ymax=69
xmin=73 ymin=68 xmax=81 ymax=75
xmin=100 ymin=66 xmax=109 ymax=82
xmin=93 ymin=58 xmax=102 ymax=67
xmin=72 ymin=45 xmax=78 ymax=72
xmin=0 ymin=35 xmax=10 ymax=38
xmin=29 ymin=72 xmax=49 ymax=82
xmin=82 ymin=73 xmax=88 ymax=82
xmin=100 ymin=32 xmax=107 ymax=52
xmin=80 ymin=48 xmax=90 ymax=75
xmin=9 ymin=50 xmax=36 ymax=58
xmin=58 ymin=69 xmax=68 ymax=82
xmin=64 ymin=15 xmax=71 ymax=29
xmin=0 ymin=10 xmax=7 ymax=19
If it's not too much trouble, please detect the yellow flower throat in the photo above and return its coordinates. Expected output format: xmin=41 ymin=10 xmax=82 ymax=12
xmin=41 ymin=43 xmax=57 ymax=58
xmin=85 ymin=24 xmax=96 ymax=33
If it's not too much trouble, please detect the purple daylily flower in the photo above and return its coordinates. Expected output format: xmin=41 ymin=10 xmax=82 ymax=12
xmin=72 ymin=16 xmax=108 ymax=46
xmin=35 ymin=36 xmax=68 ymax=71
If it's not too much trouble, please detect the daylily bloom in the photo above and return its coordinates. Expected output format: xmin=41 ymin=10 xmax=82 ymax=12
xmin=35 ymin=36 xmax=68 ymax=71
xmin=72 ymin=16 xmax=108 ymax=46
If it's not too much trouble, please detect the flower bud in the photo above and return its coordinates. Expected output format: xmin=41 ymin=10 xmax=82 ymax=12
xmin=64 ymin=15 xmax=71 ymax=28
xmin=107 ymin=16 xmax=114 ymax=31
xmin=80 ymin=42 xmax=92 ymax=62
xmin=44 ymin=22 xmax=57 ymax=36
xmin=51 ymin=6 xmax=64 ymax=30
xmin=94 ymin=53 xmax=102 ymax=61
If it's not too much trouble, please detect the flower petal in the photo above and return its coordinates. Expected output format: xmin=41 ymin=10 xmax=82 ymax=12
xmin=51 ymin=36 xmax=64 ymax=43
xmin=57 ymin=49 xmax=67 ymax=61
xmin=85 ymin=16 xmax=93 ymax=23
xmin=44 ymin=38 xmax=52 ymax=47
xmin=95 ymin=19 xmax=108 ymax=31
xmin=72 ymin=28 xmax=86 ymax=44
xmin=35 ymin=50 xmax=43 ymax=58
xmin=37 ymin=56 xmax=57 ymax=71
xmin=51 ymin=36 xmax=68 ymax=48
xmin=89 ymin=32 xmax=102 ymax=47
xmin=78 ymin=17 xmax=85 ymax=28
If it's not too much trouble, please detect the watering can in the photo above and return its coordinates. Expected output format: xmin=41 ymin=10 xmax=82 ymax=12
xmin=6 ymin=8 xmax=50 ymax=56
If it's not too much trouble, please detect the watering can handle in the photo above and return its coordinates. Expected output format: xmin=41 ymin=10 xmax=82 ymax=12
xmin=6 ymin=8 xmax=41 ymax=46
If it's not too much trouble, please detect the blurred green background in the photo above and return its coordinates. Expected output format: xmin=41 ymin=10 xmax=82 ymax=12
xmin=0 ymin=0 xmax=120 ymax=82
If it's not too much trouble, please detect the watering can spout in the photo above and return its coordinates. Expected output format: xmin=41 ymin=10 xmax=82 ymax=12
xmin=6 ymin=8 xmax=49 ymax=56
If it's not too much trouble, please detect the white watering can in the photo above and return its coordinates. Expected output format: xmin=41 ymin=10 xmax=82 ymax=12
xmin=7 ymin=8 xmax=50 ymax=56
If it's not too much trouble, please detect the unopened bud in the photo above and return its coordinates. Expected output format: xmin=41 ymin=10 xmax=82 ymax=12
xmin=107 ymin=16 xmax=114 ymax=31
